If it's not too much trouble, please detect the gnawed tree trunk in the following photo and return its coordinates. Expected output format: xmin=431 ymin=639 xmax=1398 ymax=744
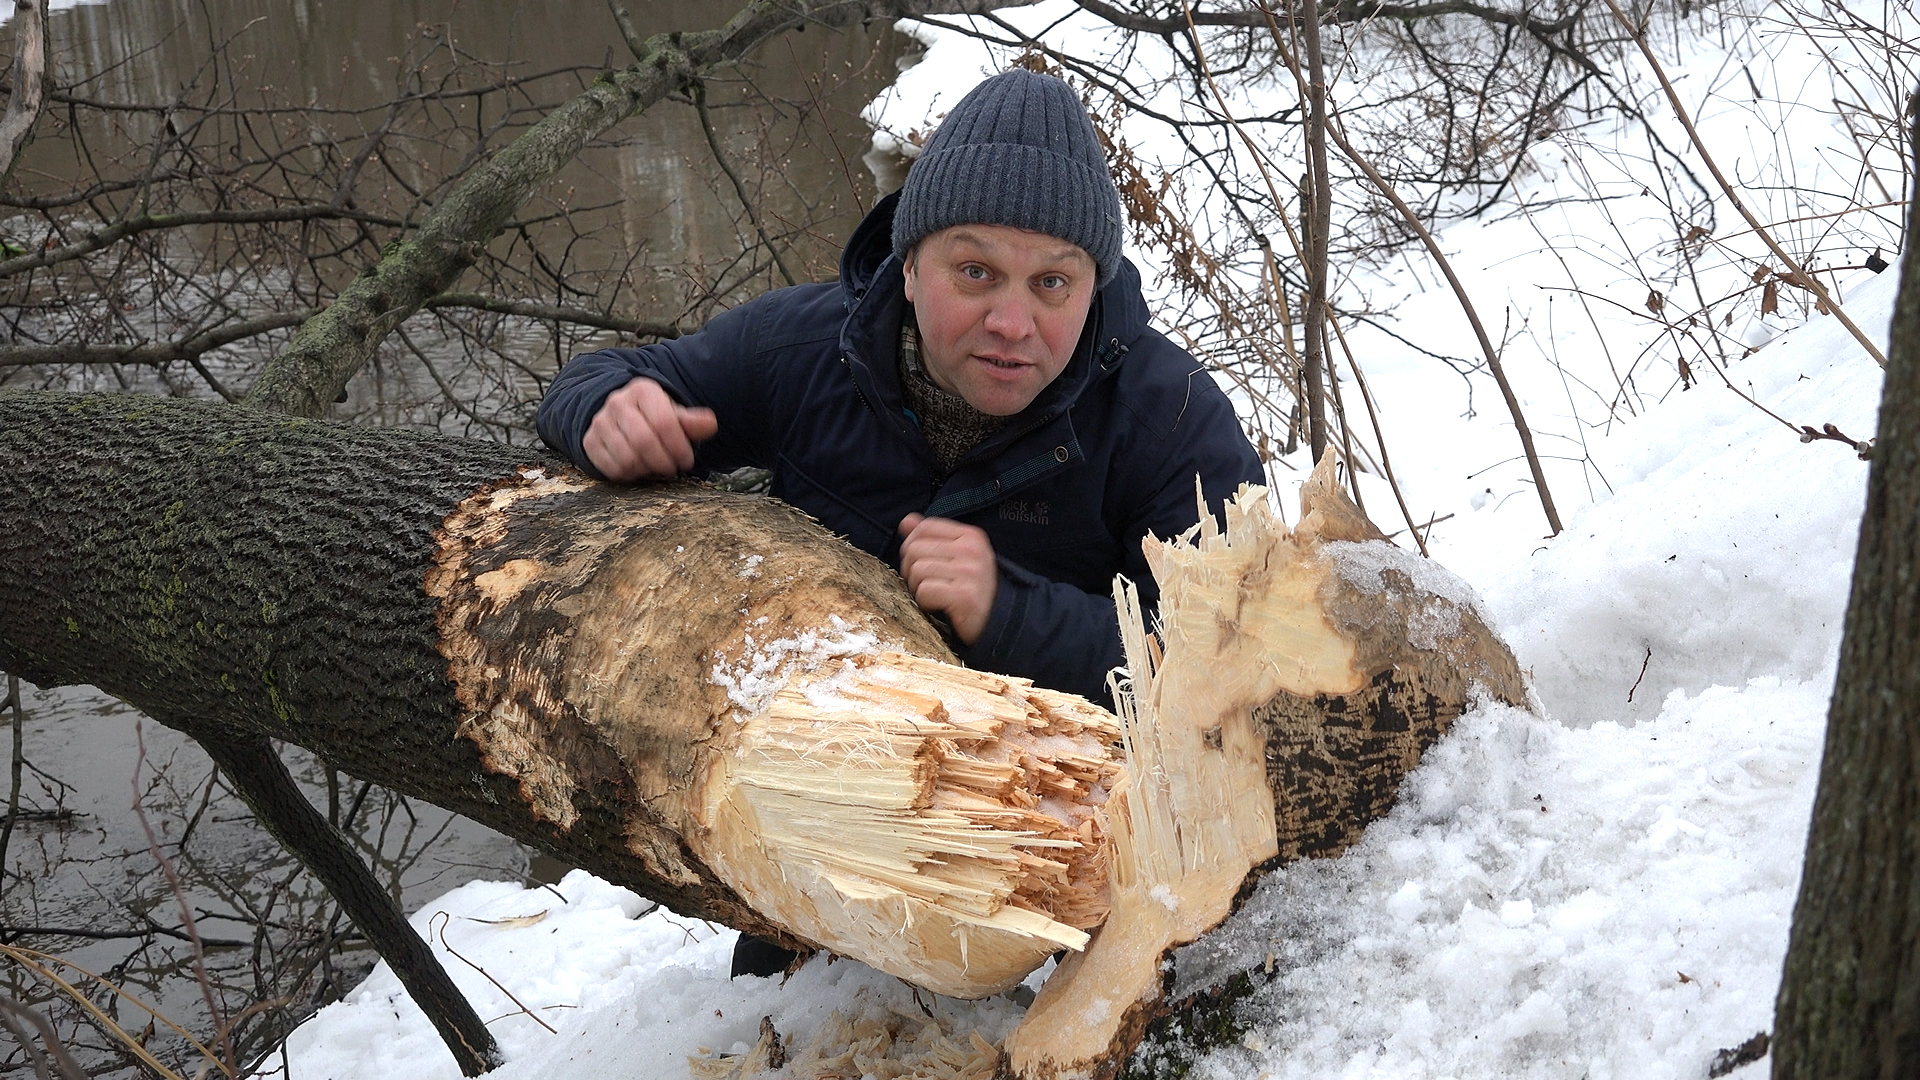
xmin=0 ymin=391 xmax=1525 ymax=1075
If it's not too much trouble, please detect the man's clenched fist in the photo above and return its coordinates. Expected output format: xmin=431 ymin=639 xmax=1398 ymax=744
xmin=582 ymin=377 xmax=719 ymax=482
xmin=897 ymin=513 xmax=998 ymax=645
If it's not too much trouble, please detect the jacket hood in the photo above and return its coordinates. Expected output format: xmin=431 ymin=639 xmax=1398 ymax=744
xmin=839 ymin=190 xmax=1151 ymax=350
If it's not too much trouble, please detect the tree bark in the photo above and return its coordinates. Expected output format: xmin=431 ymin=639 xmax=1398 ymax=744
xmin=1770 ymin=96 xmax=1920 ymax=1080
xmin=0 ymin=392 xmax=1527 ymax=1076
xmin=203 ymin=736 xmax=500 ymax=1075
xmin=1299 ymin=0 xmax=1332 ymax=464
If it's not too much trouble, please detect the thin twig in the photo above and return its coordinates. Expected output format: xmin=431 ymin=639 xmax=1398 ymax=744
xmin=692 ymin=79 xmax=797 ymax=288
xmin=0 ymin=993 xmax=87 ymax=1080
xmin=0 ymin=311 xmax=318 ymax=369
xmin=1627 ymin=646 xmax=1652 ymax=703
xmin=1326 ymin=315 xmax=1429 ymax=555
xmin=1600 ymin=0 xmax=1887 ymax=368
xmin=428 ymin=911 xmax=557 ymax=1035
xmin=0 ymin=944 xmax=218 ymax=1079
xmin=0 ymin=924 xmax=253 ymax=947
xmin=1320 ymin=109 xmax=1564 ymax=535
xmin=132 ymin=719 xmax=235 ymax=1074
xmin=421 ymin=293 xmax=683 ymax=338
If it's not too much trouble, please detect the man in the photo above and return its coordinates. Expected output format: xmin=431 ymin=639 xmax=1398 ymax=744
xmin=538 ymin=67 xmax=1261 ymax=720
xmin=539 ymin=67 xmax=1263 ymax=978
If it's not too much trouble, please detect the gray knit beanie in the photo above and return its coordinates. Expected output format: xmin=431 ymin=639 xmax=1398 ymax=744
xmin=891 ymin=69 xmax=1125 ymax=286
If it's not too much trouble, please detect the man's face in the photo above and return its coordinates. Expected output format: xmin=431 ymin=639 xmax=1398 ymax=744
xmin=901 ymin=224 xmax=1097 ymax=417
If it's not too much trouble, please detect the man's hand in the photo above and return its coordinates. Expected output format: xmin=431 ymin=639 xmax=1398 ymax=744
xmin=582 ymin=377 xmax=719 ymax=482
xmin=897 ymin=514 xmax=998 ymax=645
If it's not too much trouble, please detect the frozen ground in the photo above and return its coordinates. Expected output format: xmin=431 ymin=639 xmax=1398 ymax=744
xmin=278 ymin=2 xmax=1901 ymax=1076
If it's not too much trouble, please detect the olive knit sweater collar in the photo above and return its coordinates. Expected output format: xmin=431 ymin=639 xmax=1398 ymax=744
xmin=897 ymin=310 xmax=1010 ymax=473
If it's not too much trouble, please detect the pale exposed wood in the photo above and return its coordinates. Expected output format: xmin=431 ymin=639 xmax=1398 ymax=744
xmin=695 ymin=651 xmax=1123 ymax=998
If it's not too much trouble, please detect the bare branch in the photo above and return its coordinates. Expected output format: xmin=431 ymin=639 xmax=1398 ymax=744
xmin=1073 ymin=0 xmax=1578 ymax=38
xmin=0 ymin=993 xmax=87 ymax=1080
xmin=242 ymin=0 xmax=1053 ymax=418
xmin=608 ymin=1 xmax=651 ymax=63
xmin=1322 ymin=109 xmax=1564 ymax=535
xmin=0 ymin=207 xmax=404 ymax=279
xmin=693 ymin=78 xmax=798 ymax=287
xmin=1600 ymin=0 xmax=1887 ymax=368
xmin=0 ymin=311 xmax=317 ymax=368
xmin=420 ymin=293 xmax=685 ymax=338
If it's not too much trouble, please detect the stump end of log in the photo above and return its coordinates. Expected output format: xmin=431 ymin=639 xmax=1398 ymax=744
xmin=1007 ymin=452 xmax=1528 ymax=1079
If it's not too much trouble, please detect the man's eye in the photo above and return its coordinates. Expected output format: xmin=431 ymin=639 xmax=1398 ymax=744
xmin=1039 ymin=274 xmax=1067 ymax=289
xmin=962 ymin=265 xmax=991 ymax=280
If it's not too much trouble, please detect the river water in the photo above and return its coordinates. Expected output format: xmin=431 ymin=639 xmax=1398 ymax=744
xmin=0 ymin=2 xmax=907 ymax=1074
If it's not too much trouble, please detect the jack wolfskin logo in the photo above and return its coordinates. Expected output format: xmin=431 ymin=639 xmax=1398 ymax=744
xmin=999 ymin=500 xmax=1050 ymax=525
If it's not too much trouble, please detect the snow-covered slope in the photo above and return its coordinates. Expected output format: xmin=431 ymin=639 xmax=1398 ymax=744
xmin=277 ymin=266 xmax=1885 ymax=1080
xmin=278 ymin=3 xmax=1901 ymax=1075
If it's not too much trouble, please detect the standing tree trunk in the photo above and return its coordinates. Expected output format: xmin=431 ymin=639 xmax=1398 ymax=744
xmin=1770 ymin=98 xmax=1920 ymax=1080
xmin=0 ymin=0 xmax=47 ymax=193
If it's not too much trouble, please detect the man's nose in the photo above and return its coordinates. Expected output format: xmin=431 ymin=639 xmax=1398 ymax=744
xmin=981 ymin=292 xmax=1037 ymax=340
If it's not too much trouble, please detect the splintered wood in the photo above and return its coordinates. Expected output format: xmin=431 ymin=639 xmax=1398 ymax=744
xmin=694 ymin=650 xmax=1123 ymax=998
xmin=1008 ymin=481 xmax=1298 ymax=1080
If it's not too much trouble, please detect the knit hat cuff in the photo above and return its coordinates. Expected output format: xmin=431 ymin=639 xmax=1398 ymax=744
xmin=891 ymin=142 xmax=1125 ymax=286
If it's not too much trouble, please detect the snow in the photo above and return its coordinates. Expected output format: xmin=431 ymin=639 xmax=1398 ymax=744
xmin=277 ymin=3 xmax=1905 ymax=1076
xmin=275 ymin=870 xmax=1027 ymax=1080
xmin=708 ymin=615 xmax=881 ymax=718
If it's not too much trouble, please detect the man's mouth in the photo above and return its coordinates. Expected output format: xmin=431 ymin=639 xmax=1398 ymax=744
xmin=977 ymin=355 xmax=1029 ymax=370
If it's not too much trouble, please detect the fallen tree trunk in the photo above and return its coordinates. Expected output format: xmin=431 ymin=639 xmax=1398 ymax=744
xmin=0 ymin=390 xmax=1526 ymax=1075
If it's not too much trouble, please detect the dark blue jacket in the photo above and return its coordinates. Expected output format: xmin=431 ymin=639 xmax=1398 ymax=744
xmin=536 ymin=193 xmax=1265 ymax=704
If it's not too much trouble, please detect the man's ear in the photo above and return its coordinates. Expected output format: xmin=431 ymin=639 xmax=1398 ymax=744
xmin=901 ymin=244 xmax=919 ymax=303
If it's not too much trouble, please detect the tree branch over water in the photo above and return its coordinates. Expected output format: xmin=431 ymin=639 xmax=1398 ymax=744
xmin=243 ymin=0 xmax=1052 ymax=418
